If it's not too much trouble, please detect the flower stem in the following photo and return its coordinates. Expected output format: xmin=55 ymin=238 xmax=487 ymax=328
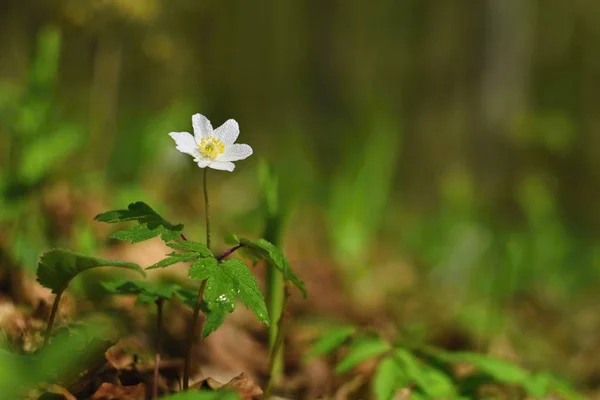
xmin=44 ymin=290 xmax=63 ymax=346
xmin=264 ymin=283 xmax=290 ymax=399
xmin=183 ymin=168 xmax=211 ymax=390
xmin=203 ymin=167 xmax=211 ymax=249
xmin=264 ymin=213 xmax=285 ymax=387
xmin=152 ymin=298 xmax=164 ymax=399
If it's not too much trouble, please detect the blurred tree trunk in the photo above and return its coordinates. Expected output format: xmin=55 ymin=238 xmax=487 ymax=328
xmin=88 ymin=32 xmax=122 ymax=172
xmin=473 ymin=0 xmax=535 ymax=209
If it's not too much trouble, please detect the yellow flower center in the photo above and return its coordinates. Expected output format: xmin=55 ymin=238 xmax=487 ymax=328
xmin=198 ymin=136 xmax=225 ymax=159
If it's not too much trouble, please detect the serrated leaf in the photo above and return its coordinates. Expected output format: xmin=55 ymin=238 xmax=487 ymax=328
xmin=37 ymin=249 xmax=145 ymax=294
xmin=146 ymin=251 xmax=201 ymax=270
xmin=394 ymin=348 xmax=456 ymax=398
xmin=168 ymin=240 xmax=212 ymax=257
xmin=101 ymin=279 xmax=182 ymax=304
xmin=202 ymin=267 xmax=236 ymax=338
xmin=201 ymin=259 xmax=269 ymax=337
xmin=95 ymin=202 xmax=183 ymax=243
xmin=335 ymin=336 xmax=391 ymax=374
xmin=374 ymin=356 xmax=408 ymax=400
xmin=238 ymin=237 xmax=306 ymax=296
xmin=307 ymin=326 xmax=356 ymax=359
xmin=189 ymin=257 xmax=218 ymax=280
xmin=221 ymin=259 xmax=269 ymax=325
xmin=204 ymin=267 xmax=237 ymax=314
xmin=202 ymin=304 xmax=229 ymax=338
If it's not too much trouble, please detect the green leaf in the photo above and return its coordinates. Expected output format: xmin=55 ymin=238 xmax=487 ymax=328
xmin=200 ymin=259 xmax=269 ymax=337
xmin=146 ymin=251 xmax=202 ymax=270
xmin=160 ymin=389 xmax=240 ymax=400
xmin=95 ymin=202 xmax=183 ymax=243
xmin=435 ymin=351 xmax=529 ymax=385
xmin=202 ymin=304 xmax=229 ymax=338
xmin=335 ymin=335 xmax=391 ymax=374
xmin=394 ymin=348 xmax=456 ymax=398
xmin=426 ymin=348 xmax=585 ymax=398
xmin=374 ymin=356 xmax=408 ymax=400
xmin=238 ymin=237 xmax=306 ymax=296
xmin=168 ymin=240 xmax=212 ymax=257
xmin=202 ymin=267 xmax=237 ymax=338
xmin=189 ymin=257 xmax=219 ymax=280
xmin=307 ymin=326 xmax=356 ymax=359
xmin=101 ymin=280 xmax=182 ymax=304
xmin=37 ymin=249 xmax=145 ymax=294
xmin=224 ymin=233 xmax=240 ymax=245
xmin=221 ymin=259 xmax=269 ymax=325
xmin=0 ymin=320 xmax=115 ymax=398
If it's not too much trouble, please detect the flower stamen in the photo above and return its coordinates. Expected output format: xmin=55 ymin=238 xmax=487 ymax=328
xmin=198 ymin=136 xmax=225 ymax=159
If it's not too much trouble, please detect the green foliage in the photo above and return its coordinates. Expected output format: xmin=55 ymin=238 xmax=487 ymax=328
xmin=167 ymin=240 xmax=212 ymax=257
xmin=307 ymin=325 xmax=356 ymax=359
xmin=147 ymin=252 xmax=204 ymax=270
xmin=430 ymin=350 xmax=583 ymax=400
xmin=189 ymin=257 xmax=219 ymax=280
xmin=146 ymin=240 xmax=213 ymax=271
xmin=230 ymin=235 xmax=306 ymax=297
xmin=327 ymin=114 xmax=400 ymax=267
xmin=335 ymin=335 xmax=391 ymax=374
xmin=309 ymin=325 xmax=583 ymax=400
xmin=36 ymin=249 xmax=145 ymax=294
xmin=393 ymin=348 xmax=456 ymax=398
xmin=201 ymin=258 xmax=269 ymax=338
xmin=18 ymin=125 xmax=83 ymax=184
xmin=95 ymin=202 xmax=184 ymax=243
xmin=101 ymin=279 xmax=196 ymax=306
xmin=373 ymin=356 xmax=408 ymax=400
xmin=0 ymin=321 xmax=115 ymax=398
xmin=160 ymin=390 xmax=239 ymax=400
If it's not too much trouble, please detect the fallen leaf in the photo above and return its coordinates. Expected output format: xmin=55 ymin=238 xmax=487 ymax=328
xmin=222 ymin=373 xmax=263 ymax=400
xmin=91 ymin=382 xmax=146 ymax=400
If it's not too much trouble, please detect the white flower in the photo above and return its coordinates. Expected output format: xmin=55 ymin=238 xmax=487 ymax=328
xmin=169 ymin=113 xmax=253 ymax=172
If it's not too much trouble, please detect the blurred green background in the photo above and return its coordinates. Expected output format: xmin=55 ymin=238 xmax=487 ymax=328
xmin=1 ymin=0 xmax=599 ymax=393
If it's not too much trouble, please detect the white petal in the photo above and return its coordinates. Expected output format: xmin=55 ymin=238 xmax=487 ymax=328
xmin=192 ymin=113 xmax=213 ymax=141
xmin=217 ymin=143 xmax=253 ymax=162
xmin=169 ymin=132 xmax=197 ymax=156
xmin=196 ymin=157 xmax=211 ymax=168
xmin=213 ymin=119 xmax=239 ymax=145
xmin=208 ymin=161 xmax=235 ymax=172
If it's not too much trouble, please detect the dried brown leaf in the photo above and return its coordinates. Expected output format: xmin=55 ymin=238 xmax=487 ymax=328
xmin=91 ymin=382 xmax=146 ymax=400
xmin=222 ymin=372 xmax=263 ymax=400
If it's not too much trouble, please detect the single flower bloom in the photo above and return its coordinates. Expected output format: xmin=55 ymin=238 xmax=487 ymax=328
xmin=169 ymin=114 xmax=253 ymax=171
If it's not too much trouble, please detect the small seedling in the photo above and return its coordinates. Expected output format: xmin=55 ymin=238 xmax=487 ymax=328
xmin=307 ymin=325 xmax=583 ymax=400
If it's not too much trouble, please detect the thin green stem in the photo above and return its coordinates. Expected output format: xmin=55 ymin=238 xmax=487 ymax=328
xmin=44 ymin=290 xmax=63 ymax=346
xmin=264 ymin=214 xmax=285 ymax=385
xmin=264 ymin=283 xmax=290 ymax=399
xmin=203 ymin=167 xmax=211 ymax=249
xmin=183 ymin=168 xmax=211 ymax=390
xmin=152 ymin=298 xmax=164 ymax=399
